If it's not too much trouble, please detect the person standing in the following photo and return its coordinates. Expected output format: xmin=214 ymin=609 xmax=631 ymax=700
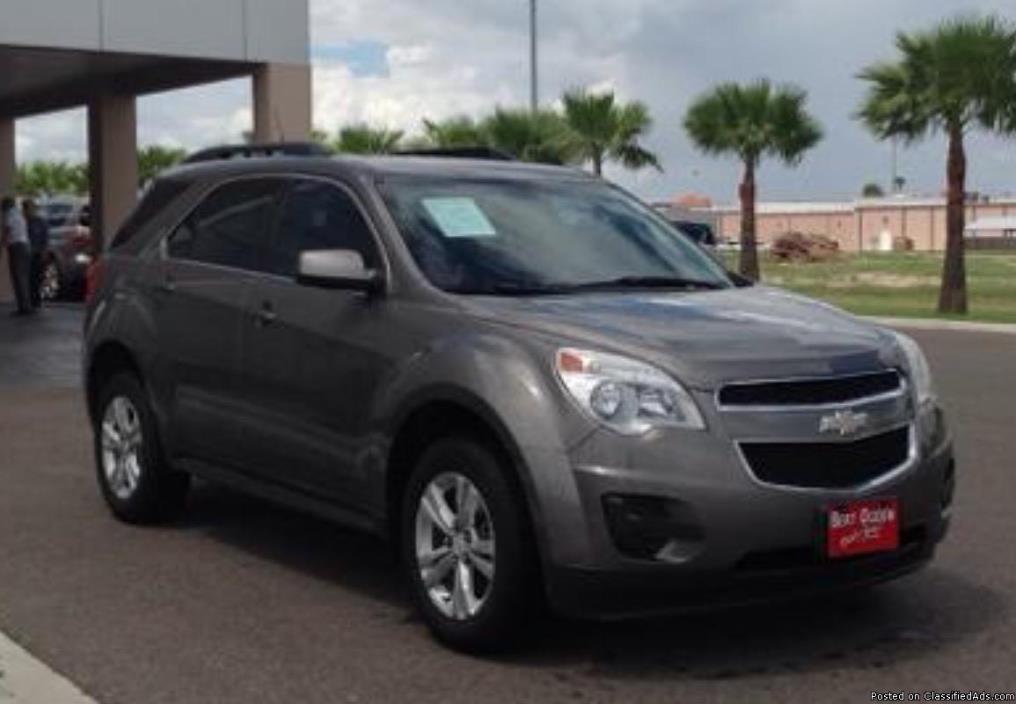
xmin=23 ymin=199 xmax=50 ymax=309
xmin=1 ymin=197 xmax=33 ymax=316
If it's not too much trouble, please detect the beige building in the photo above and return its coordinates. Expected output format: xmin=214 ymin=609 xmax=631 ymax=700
xmin=710 ymin=196 xmax=1016 ymax=252
xmin=1 ymin=0 xmax=312 ymax=249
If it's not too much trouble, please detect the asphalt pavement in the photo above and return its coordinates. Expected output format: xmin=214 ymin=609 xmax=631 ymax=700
xmin=0 ymin=304 xmax=1014 ymax=703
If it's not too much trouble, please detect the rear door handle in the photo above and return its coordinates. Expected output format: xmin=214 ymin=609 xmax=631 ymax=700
xmin=255 ymin=302 xmax=277 ymax=327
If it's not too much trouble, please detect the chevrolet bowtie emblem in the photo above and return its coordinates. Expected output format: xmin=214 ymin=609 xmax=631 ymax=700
xmin=819 ymin=409 xmax=870 ymax=437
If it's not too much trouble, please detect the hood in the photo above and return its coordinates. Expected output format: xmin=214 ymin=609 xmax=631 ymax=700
xmin=461 ymin=286 xmax=899 ymax=389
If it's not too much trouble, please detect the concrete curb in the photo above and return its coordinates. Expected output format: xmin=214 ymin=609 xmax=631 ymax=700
xmin=0 ymin=630 xmax=97 ymax=703
xmin=864 ymin=316 xmax=1016 ymax=335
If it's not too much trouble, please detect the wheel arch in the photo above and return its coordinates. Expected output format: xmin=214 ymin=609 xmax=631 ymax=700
xmin=383 ymin=388 xmax=547 ymax=564
xmin=86 ymin=341 xmax=143 ymax=423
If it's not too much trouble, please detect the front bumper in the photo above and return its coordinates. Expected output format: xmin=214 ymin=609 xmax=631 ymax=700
xmin=547 ymin=517 xmax=943 ymax=619
xmin=538 ymin=412 xmax=953 ymax=619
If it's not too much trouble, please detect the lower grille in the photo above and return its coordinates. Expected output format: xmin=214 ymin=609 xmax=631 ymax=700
xmin=740 ymin=426 xmax=911 ymax=489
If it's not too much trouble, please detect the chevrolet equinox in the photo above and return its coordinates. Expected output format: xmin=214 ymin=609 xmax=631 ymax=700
xmin=83 ymin=144 xmax=955 ymax=652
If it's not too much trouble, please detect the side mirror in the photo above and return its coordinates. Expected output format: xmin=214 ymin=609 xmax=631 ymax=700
xmin=297 ymin=249 xmax=384 ymax=293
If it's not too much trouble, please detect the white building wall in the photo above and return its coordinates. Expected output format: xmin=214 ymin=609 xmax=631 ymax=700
xmin=0 ymin=0 xmax=102 ymax=51
xmin=0 ymin=0 xmax=308 ymax=64
xmin=103 ymin=0 xmax=248 ymax=60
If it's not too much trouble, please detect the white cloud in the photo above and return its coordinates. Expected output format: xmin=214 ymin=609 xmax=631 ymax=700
xmin=13 ymin=0 xmax=1016 ymax=202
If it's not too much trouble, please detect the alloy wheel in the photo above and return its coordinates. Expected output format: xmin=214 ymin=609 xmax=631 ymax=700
xmin=40 ymin=261 xmax=61 ymax=301
xmin=415 ymin=472 xmax=496 ymax=620
xmin=101 ymin=396 xmax=145 ymax=500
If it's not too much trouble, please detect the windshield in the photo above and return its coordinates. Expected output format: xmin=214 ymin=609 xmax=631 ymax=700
xmin=378 ymin=176 xmax=732 ymax=294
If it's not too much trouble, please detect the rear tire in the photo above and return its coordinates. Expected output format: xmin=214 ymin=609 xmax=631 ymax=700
xmin=401 ymin=436 xmax=540 ymax=653
xmin=94 ymin=372 xmax=190 ymax=523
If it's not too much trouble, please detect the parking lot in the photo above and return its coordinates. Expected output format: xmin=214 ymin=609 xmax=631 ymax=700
xmin=1 ymin=304 xmax=1014 ymax=704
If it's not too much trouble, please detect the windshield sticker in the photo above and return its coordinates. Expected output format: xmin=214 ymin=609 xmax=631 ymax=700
xmin=422 ymin=198 xmax=497 ymax=238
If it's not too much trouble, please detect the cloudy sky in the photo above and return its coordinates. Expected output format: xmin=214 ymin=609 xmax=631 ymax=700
xmin=16 ymin=0 xmax=1016 ymax=204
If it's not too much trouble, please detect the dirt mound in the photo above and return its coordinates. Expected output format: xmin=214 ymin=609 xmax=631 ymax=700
xmin=770 ymin=232 xmax=840 ymax=262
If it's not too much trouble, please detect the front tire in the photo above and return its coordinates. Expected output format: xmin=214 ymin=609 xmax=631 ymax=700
xmin=94 ymin=373 xmax=190 ymax=523
xmin=401 ymin=436 xmax=540 ymax=653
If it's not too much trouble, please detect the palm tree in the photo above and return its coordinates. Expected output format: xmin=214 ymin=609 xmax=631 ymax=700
xmin=858 ymin=15 xmax=1016 ymax=315
xmin=421 ymin=116 xmax=487 ymax=149
xmin=684 ymin=80 xmax=822 ymax=280
xmin=481 ymin=108 xmax=577 ymax=164
xmin=561 ymin=89 xmax=661 ymax=176
xmin=333 ymin=124 xmax=404 ymax=154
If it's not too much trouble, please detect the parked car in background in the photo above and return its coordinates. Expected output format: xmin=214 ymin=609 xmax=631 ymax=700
xmin=670 ymin=219 xmax=716 ymax=247
xmin=653 ymin=204 xmax=718 ymax=248
xmin=40 ymin=200 xmax=93 ymax=301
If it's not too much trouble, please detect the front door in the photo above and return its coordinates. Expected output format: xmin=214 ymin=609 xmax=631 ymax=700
xmin=236 ymin=177 xmax=394 ymax=506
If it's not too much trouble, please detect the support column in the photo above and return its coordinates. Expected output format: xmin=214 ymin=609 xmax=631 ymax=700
xmin=252 ymin=63 xmax=312 ymax=143
xmin=0 ymin=118 xmax=15 ymax=200
xmin=88 ymin=94 xmax=138 ymax=252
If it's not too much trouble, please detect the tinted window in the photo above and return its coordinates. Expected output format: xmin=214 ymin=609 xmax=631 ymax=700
xmin=168 ymin=179 xmax=281 ymax=271
xmin=266 ymin=179 xmax=378 ymax=277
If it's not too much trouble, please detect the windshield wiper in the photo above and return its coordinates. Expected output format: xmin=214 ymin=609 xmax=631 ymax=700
xmin=569 ymin=275 xmax=726 ymax=291
xmin=445 ymin=276 xmax=725 ymax=296
xmin=445 ymin=282 xmax=577 ymax=296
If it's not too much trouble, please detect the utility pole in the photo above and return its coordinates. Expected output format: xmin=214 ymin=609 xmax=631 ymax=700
xmin=529 ymin=0 xmax=538 ymax=112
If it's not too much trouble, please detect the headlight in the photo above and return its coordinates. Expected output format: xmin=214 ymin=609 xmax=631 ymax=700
xmin=555 ymin=348 xmax=705 ymax=435
xmin=892 ymin=332 xmax=936 ymax=408
xmin=74 ymin=253 xmax=93 ymax=265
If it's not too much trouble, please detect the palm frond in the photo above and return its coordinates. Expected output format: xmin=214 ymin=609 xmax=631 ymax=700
xmin=684 ymin=80 xmax=822 ymax=165
xmin=858 ymin=13 xmax=1016 ymax=138
xmin=562 ymin=88 xmax=661 ymax=175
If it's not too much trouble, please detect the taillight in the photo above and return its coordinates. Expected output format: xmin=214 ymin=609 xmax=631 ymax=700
xmin=85 ymin=257 xmax=103 ymax=303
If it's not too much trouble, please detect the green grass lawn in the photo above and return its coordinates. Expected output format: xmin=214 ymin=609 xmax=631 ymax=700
xmin=724 ymin=252 xmax=1016 ymax=324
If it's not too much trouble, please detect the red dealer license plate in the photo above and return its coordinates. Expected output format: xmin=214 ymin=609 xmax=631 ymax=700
xmin=826 ymin=498 xmax=900 ymax=559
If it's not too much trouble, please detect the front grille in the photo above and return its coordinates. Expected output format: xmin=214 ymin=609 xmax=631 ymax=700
xmin=719 ymin=371 xmax=902 ymax=407
xmin=740 ymin=426 xmax=910 ymax=489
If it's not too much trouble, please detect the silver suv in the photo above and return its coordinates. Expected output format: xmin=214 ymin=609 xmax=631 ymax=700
xmin=83 ymin=144 xmax=955 ymax=652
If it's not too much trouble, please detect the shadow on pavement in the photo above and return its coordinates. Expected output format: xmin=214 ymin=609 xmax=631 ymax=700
xmin=175 ymin=482 xmax=1000 ymax=682
xmin=511 ymin=568 xmax=1002 ymax=681
xmin=0 ymin=303 xmax=84 ymax=389
xmin=179 ymin=482 xmax=408 ymax=609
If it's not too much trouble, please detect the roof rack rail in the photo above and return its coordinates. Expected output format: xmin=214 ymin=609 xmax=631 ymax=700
xmin=394 ymin=147 xmax=515 ymax=161
xmin=183 ymin=142 xmax=330 ymax=164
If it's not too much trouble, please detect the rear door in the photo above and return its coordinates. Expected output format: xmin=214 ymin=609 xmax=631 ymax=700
xmin=153 ymin=177 xmax=285 ymax=469
xmin=236 ymin=176 xmax=393 ymax=503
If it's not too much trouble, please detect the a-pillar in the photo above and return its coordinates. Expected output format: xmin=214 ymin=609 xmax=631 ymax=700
xmin=88 ymin=94 xmax=138 ymax=252
xmin=252 ymin=63 xmax=312 ymax=143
